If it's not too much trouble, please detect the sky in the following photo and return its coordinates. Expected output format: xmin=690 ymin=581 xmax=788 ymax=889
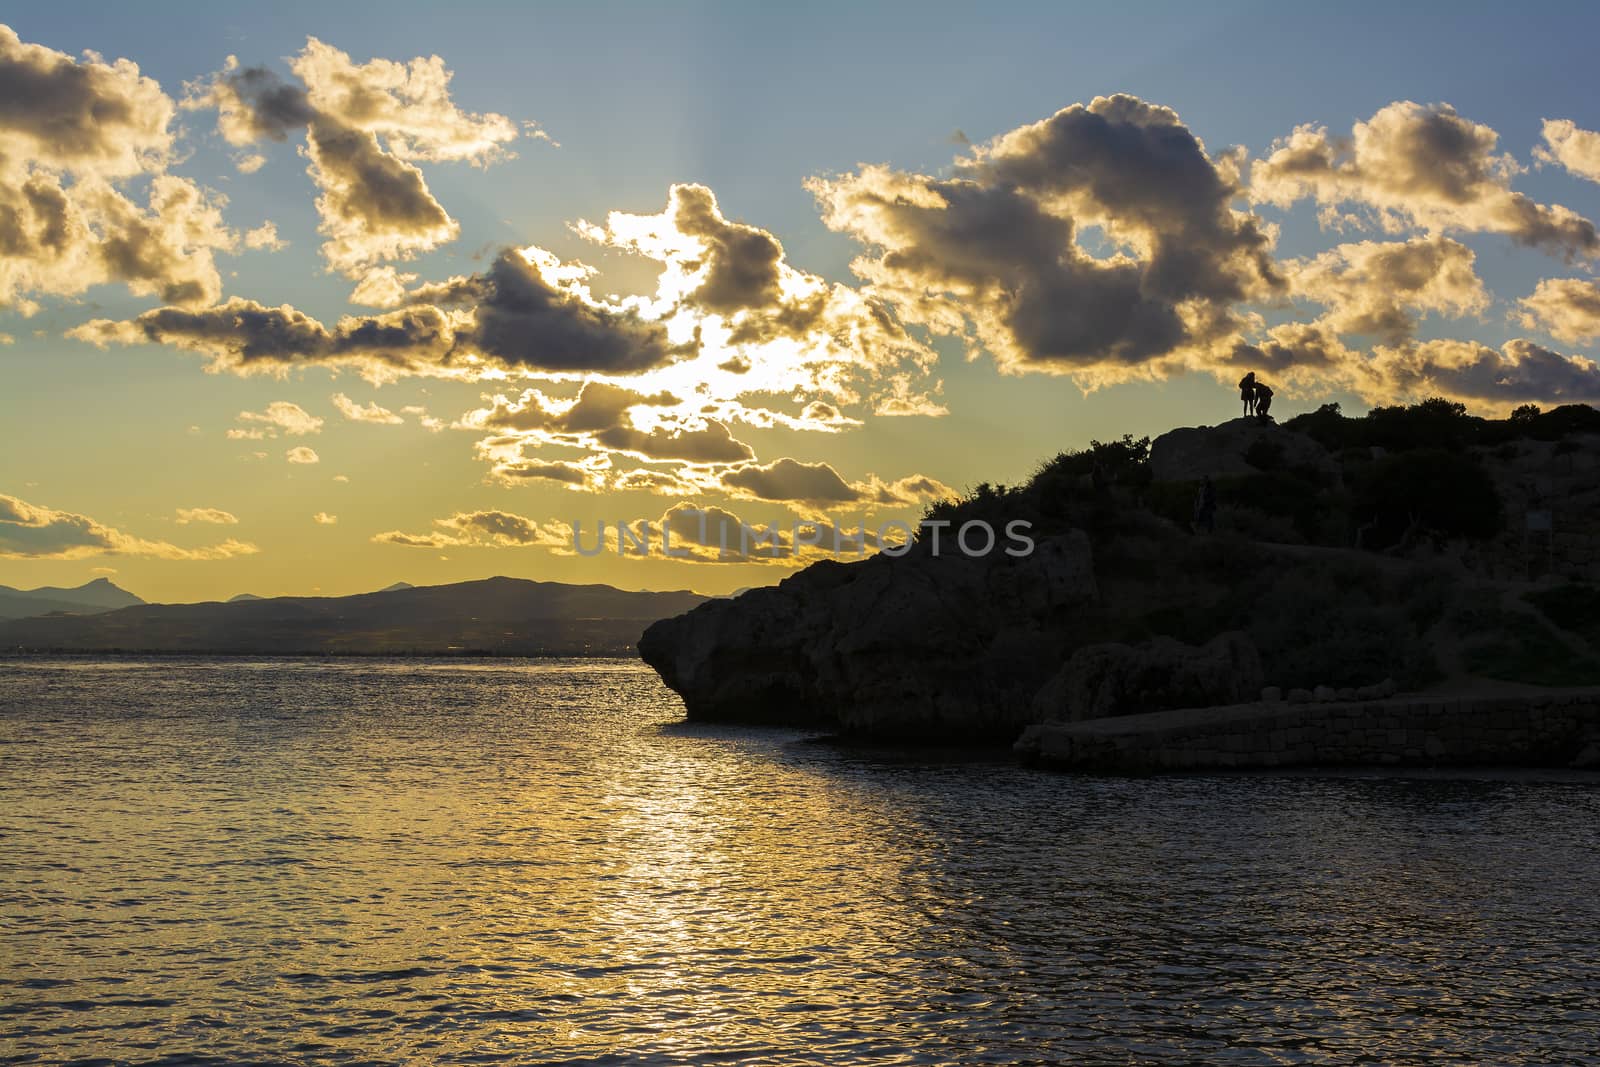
xmin=6 ymin=1 xmax=1600 ymax=603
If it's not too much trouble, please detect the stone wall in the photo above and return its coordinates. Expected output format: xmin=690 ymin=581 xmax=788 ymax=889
xmin=1015 ymin=690 xmax=1600 ymax=773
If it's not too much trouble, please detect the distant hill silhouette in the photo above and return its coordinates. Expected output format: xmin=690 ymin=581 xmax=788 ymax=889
xmin=0 ymin=577 xmax=146 ymax=620
xmin=0 ymin=577 xmax=707 ymax=655
xmin=227 ymin=593 xmax=264 ymax=603
xmin=378 ymin=581 xmax=414 ymax=593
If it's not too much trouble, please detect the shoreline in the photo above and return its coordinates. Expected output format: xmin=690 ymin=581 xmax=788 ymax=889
xmin=1017 ymin=686 xmax=1600 ymax=773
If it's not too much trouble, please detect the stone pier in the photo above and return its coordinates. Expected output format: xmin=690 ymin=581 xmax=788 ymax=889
xmin=1015 ymin=689 xmax=1600 ymax=773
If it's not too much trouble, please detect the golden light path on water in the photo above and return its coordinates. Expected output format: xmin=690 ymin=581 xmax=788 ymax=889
xmin=3 ymin=657 xmax=1599 ymax=1064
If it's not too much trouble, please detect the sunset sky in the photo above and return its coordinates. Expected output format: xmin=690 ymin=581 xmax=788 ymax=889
xmin=6 ymin=2 xmax=1600 ymax=603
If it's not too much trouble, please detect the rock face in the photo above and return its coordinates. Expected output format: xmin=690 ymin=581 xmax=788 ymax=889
xmin=638 ymin=533 xmax=1098 ymax=740
xmin=1030 ymin=632 xmax=1264 ymax=723
xmin=1150 ymin=417 xmax=1339 ymax=483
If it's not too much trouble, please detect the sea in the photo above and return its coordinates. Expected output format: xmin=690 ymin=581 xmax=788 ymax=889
xmin=3 ymin=657 xmax=1598 ymax=1065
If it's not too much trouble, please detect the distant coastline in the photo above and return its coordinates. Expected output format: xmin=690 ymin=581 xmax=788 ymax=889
xmin=0 ymin=576 xmax=706 ymax=658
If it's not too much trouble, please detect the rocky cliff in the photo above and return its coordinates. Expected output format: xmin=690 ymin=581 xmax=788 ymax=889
xmin=640 ymin=533 xmax=1098 ymax=739
xmin=640 ymin=402 xmax=1600 ymax=743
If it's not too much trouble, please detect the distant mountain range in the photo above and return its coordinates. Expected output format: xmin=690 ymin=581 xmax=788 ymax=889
xmin=0 ymin=577 xmax=146 ymax=619
xmin=0 ymin=577 xmax=708 ymax=656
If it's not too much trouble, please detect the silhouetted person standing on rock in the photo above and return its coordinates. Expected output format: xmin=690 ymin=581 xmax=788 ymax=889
xmin=1253 ymin=380 xmax=1274 ymax=420
xmin=1239 ymin=372 xmax=1257 ymax=416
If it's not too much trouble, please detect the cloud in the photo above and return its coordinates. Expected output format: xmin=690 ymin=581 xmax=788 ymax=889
xmin=1224 ymin=320 xmax=1356 ymax=380
xmin=1359 ymin=338 xmax=1600 ymax=411
xmin=243 ymin=221 xmax=286 ymax=251
xmin=286 ymin=445 xmax=320 ymax=464
xmin=1288 ymin=235 xmax=1489 ymax=342
xmin=370 ymin=502 xmax=873 ymax=566
xmin=68 ymin=297 xmax=460 ymax=380
xmin=1535 ymin=119 xmax=1600 ymax=184
xmin=575 ymin=183 xmax=942 ymax=410
xmin=372 ymin=509 xmax=571 ymax=549
xmin=2 ymin=492 xmax=258 ymax=560
xmin=175 ymin=506 xmax=238 ymax=525
xmin=401 ymin=405 xmax=444 ymax=431
xmin=302 ymin=116 xmax=458 ymax=276
xmin=1252 ymin=101 xmax=1599 ymax=258
xmin=183 ymin=39 xmax=522 ymax=277
xmin=719 ymin=457 xmax=863 ymax=504
xmin=331 ymin=391 xmax=403 ymax=424
xmin=1514 ymin=277 xmax=1600 ymax=344
xmin=809 ymin=95 xmax=1281 ymax=380
xmin=464 ymin=379 xmax=752 ymax=471
xmin=291 ymin=37 xmax=519 ymax=164
xmin=235 ymin=400 xmax=323 ymax=437
xmin=0 ymin=24 xmax=173 ymax=177
xmin=716 ymin=457 xmax=952 ymax=507
xmin=348 ymin=265 xmax=416 ymax=306
xmin=70 ymin=246 xmax=680 ymax=380
xmin=0 ymin=26 xmax=237 ymax=311
xmin=419 ymin=248 xmax=689 ymax=374
xmin=480 ymin=449 xmax=609 ymax=490
xmin=313 ymin=511 xmax=337 ymax=524
xmin=653 ymin=503 xmax=795 ymax=562
xmin=861 ymin=473 xmax=958 ymax=506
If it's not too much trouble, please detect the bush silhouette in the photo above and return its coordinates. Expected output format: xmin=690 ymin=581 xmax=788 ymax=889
xmin=1353 ymin=448 xmax=1502 ymax=549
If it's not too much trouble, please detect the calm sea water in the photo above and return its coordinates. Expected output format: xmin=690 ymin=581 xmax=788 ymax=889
xmin=2 ymin=658 xmax=1598 ymax=1066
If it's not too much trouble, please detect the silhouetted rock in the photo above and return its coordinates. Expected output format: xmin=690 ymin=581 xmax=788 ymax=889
xmin=1030 ymin=632 xmax=1263 ymax=723
xmin=641 ymin=405 xmax=1600 ymax=744
xmin=638 ymin=533 xmax=1097 ymax=740
xmin=1149 ymin=417 xmax=1337 ymax=483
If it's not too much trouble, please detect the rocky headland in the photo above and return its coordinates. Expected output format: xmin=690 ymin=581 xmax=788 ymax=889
xmin=639 ymin=400 xmax=1600 ymax=767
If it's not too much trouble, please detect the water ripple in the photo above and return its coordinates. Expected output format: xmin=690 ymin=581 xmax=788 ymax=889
xmin=2 ymin=657 xmax=1598 ymax=1064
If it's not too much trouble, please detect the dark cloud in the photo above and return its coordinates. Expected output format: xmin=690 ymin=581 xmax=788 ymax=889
xmin=472 ymin=380 xmax=737 ymax=462
xmin=593 ymin=418 xmax=753 ymax=464
xmin=0 ymin=24 xmax=173 ymax=175
xmin=720 ymin=457 xmax=862 ymax=503
xmin=1368 ymin=338 xmax=1600 ymax=408
xmin=72 ymin=245 xmax=687 ymax=378
xmin=465 ymin=250 xmax=687 ymax=374
xmin=68 ymin=297 xmax=454 ymax=376
xmin=492 ymin=458 xmax=597 ymax=487
xmin=809 ymin=95 xmax=1282 ymax=377
xmin=183 ymin=38 xmax=523 ymax=277
xmin=668 ymin=183 xmax=784 ymax=314
xmin=0 ymin=27 xmax=234 ymax=309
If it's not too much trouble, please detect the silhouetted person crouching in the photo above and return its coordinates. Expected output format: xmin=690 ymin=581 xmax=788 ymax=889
xmin=1253 ymin=381 xmax=1274 ymax=420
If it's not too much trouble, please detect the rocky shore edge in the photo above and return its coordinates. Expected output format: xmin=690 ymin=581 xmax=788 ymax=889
xmin=1015 ymin=687 xmax=1600 ymax=773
